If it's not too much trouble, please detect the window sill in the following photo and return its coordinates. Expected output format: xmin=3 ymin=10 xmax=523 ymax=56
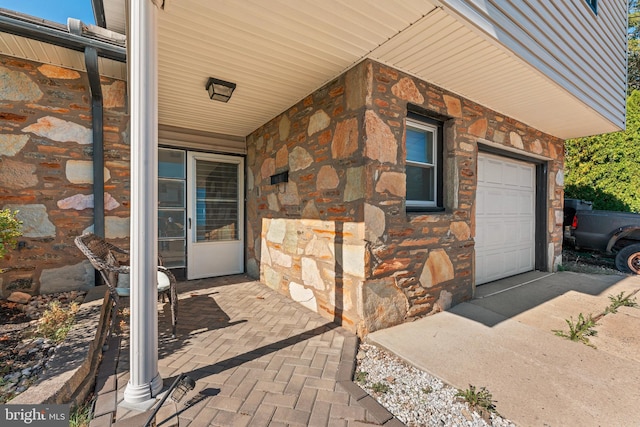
xmin=406 ymin=207 xmax=445 ymax=214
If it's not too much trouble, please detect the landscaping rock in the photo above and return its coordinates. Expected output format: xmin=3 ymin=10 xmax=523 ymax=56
xmin=7 ymin=291 xmax=31 ymax=304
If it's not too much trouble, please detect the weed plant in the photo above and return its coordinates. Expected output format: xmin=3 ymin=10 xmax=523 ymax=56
xmin=69 ymin=398 xmax=93 ymax=427
xmin=553 ymin=313 xmax=598 ymax=348
xmin=371 ymin=382 xmax=390 ymax=394
xmin=354 ymin=371 xmax=368 ymax=383
xmin=455 ymin=385 xmax=498 ymax=416
xmin=35 ymin=301 xmax=79 ymax=343
xmin=606 ymin=291 xmax=638 ymax=314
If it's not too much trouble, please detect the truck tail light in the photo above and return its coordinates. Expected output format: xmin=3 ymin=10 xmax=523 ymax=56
xmin=571 ymin=215 xmax=578 ymax=229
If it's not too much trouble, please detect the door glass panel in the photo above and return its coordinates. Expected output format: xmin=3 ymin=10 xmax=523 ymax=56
xmin=158 ymin=239 xmax=186 ymax=268
xmin=159 ymin=179 xmax=185 ymax=208
xmin=159 ymin=209 xmax=185 ymax=238
xmin=158 ymin=148 xmax=186 ymax=268
xmin=159 ymin=149 xmax=185 ymax=179
xmin=195 ymin=160 xmax=238 ymax=242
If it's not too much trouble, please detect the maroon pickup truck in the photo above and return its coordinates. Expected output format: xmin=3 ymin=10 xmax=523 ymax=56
xmin=564 ymin=199 xmax=640 ymax=274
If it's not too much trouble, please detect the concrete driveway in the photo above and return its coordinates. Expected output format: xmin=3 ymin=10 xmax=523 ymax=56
xmin=368 ymin=271 xmax=640 ymax=427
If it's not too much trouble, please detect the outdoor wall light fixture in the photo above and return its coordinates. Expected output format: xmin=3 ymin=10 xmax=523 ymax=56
xmin=270 ymin=170 xmax=289 ymax=193
xmin=270 ymin=171 xmax=289 ymax=185
xmin=206 ymin=77 xmax=236 ymax=102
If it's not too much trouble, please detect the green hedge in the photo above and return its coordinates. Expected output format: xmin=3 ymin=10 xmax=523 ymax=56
xmin=564 ymin=91 xmax=640 ymax=212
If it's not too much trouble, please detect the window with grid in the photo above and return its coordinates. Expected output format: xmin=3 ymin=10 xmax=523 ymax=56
xmin=405 ymin=117 xmax=443 ymax=210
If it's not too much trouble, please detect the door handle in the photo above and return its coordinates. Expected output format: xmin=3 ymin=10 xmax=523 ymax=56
xmin=188 ymin=218 xmax=192 ymax=229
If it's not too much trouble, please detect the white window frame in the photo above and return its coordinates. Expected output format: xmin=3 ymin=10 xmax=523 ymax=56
xmin=406 ymin=119 xmax=438 ymax=209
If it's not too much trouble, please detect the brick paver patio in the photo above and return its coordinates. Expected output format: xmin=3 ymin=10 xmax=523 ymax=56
xmin=90 ymin=275 xmax=402 ymax=427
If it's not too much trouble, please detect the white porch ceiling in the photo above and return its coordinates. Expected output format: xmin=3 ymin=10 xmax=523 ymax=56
xmin=12 ymin=0 xmax=619 ymax=141
xmin=151 ymin=0 xmax=443 ymax=138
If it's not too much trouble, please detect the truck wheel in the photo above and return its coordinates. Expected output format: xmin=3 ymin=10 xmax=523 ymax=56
xmin=615 ymin=243 xmax=640 ymax=274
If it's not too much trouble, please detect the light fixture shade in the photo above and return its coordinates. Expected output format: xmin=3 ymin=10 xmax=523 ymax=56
xmin=206 ymin=77 xmax=236 ymax=102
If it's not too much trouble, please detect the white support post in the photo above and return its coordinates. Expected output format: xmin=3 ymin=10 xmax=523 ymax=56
xmin=123 ymin=0 xmax=163 ymax=404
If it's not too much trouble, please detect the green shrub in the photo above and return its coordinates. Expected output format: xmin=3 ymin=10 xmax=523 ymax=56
xmin=564 ymin=92 xmax=640 ymax=212
xmin=0 ymin=209 xmax=22 ymax=258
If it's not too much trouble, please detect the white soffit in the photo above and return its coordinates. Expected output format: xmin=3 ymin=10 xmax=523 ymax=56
xmin=102 ymin=0 xmax=619 ymax=139
xmin=368 ymin=7 xmax=619 ymax=139
xmin=0 ymin=33 xmax=126 ymax=80
xmin=103 ymin=0 xmax=126 ymax=34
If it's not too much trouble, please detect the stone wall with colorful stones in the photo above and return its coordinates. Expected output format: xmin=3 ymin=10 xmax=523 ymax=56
xmin=0 ymin=55 xmax=129 ymax=297
xmin=359 ymin=60 xmax=564 ymax=334
xmin=246 ymin=64 xmax=369 ymax=332
xmin=248 ymin=58 xmax=565 ymax=337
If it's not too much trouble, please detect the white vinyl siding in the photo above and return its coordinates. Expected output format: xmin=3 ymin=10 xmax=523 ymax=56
xmin=438 ymin=0 xmax=627 ymax=131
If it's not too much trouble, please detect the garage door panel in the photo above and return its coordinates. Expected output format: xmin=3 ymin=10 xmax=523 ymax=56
xmin=484 ymin=158 xmax=504 ymax=183
xmin=482 ymin=222 xmax=505 ymax=247
xmin=503 ymin=221 xmax=520 ymax=243
xmin=518 ymin=193 xmax=534 ymax=214
xmin=519 ymin=166 xmax=534 ymax=189
xmin=503 ymin=163 xmax=519 ymax=186
xmin=485 ymin=190 xmax=506 ymax=215
xmin=476 ymin=153 xmax=536 ymax=285
xmin=517 ymin=247 xmax=534 ymax=270
xmin=483 ymin=251 xmax=505 ymax=280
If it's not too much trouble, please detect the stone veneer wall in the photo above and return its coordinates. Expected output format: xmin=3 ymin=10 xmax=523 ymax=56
xmin=359 ymin=61 xmax=564 ymax=334
xmin=248 ymin=58 xmax=565 ymax=336
xmin=246 ymin=63 xmax=369 ymax=332
xmin=0 ymin=55 xmax=129 ymax=297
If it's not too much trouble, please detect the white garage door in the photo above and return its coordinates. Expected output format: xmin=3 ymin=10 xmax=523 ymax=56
xmin=476 ymin=153 xmax=535 ymax=285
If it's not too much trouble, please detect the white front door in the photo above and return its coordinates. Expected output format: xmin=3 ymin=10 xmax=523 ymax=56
xmin=475 ymin=153 xmax=535 ymax=285
xmin=186 ymin=152 xmax=244 ymax=279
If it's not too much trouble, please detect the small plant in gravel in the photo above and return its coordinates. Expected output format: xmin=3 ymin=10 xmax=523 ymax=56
xmin=605 ymin=291 xmax=638 ymax=314
xmin=354 ymin=371 xmax=368 ymax=383
xmin=35 ymin=301 xmax=79 ymax=343
xmin=422 ymin=386 xmax=433 ymax=394
xmin=553 ymin=313 xmax=598 ymax=348
xmin=371 ymin=382 xmax=390 ymax=394
xmin=455 ymin=384 xmax=498 ymax=417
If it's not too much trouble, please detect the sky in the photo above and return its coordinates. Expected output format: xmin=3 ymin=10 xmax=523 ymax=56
xmin=0 ymin=0 xmax=95 ymax=24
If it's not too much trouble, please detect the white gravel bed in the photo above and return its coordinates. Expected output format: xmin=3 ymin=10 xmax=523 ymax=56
xmin=355 ymin=343 xmax=517 ymax=427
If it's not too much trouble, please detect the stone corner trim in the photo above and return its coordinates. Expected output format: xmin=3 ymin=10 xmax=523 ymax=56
xmin=364 ymin=110 xmax=397 ymax=164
